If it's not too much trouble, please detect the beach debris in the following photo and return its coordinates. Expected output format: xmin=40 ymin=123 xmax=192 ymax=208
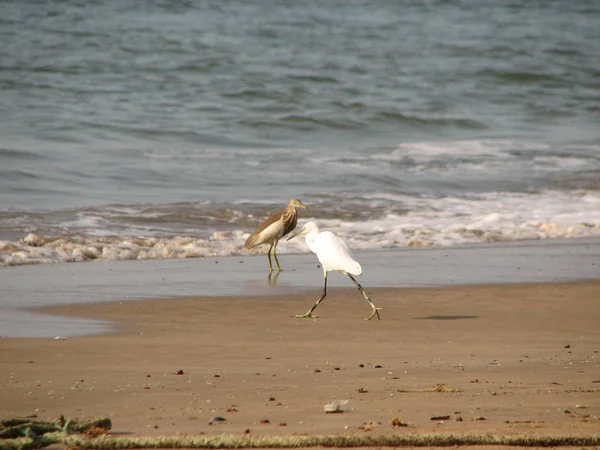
xmin=54 ymin=336 xmax=67 ymax=340
xmin=268 ymin=396 xmax=276 ymax=401
xmin=565 ymin=344 xmax=571 ymax=348
xmin=260 ymin=419 xmax=270 ymax=424
xmin=474 ymin=416 xmax=487 ymax=421
xmin=226 ymin=407 xmax=238 ymax=413
xmin=244 ymin=428 xmax=251 ymax=434
xmin=314 ymin=369 xmax=321 ymax=373
xmin=176 ymin=369 xmax=184 ymax=375
xmin=455 ymin=416 xmax=464 ymax=422
xmin=84 ymin=426 xmax=108 ymax=437
xmin=208 ymin=416 xmax=226 ymax=425
xmin=359 ymin=422 xmax=374 ymax=432
xmin=430 ymin=415 xmax=450 ymax=421
xmin=324 ymin=400 xmax=349 ymax=414
xmin=279 ymin=422 xmax=287 ymax=427
xmin=357 ymin=387 xmax=368 ymax=393
xmin=22 ymin=233 xmax=47 ymax=247
xmin=374 ymin=365 xmax=383 ymax=368
xmin=424 ymin=384 xmax=460 ymax=393
xmin=390 ymin=417 xmax=408 ymax=427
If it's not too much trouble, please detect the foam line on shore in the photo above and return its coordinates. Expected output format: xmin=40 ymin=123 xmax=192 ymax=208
xmin=1 ymin=237 xmax=598 ymax=338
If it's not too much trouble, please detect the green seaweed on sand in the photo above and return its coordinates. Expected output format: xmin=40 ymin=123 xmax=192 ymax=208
xmin=2 ymin=419 xmax=600 ymax=450
xmin=0 ymin=416 xmax=111 ymax=450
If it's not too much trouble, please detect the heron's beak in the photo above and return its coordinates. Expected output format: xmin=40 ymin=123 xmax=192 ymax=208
xmin=297 ymin=202 xmax=307 ymax=209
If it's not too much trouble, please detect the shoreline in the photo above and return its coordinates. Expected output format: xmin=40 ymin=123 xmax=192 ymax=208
xmin=1 ymin=280 xmax=599 ymax=440
xmin=1 ymin=236 xmax=599 ymax=338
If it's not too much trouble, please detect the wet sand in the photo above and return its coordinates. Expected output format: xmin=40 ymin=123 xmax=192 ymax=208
xmin=2 ymin=237 xmax=599 ymax=337
xmin=1 ymin=280 xmax=599 ymax=439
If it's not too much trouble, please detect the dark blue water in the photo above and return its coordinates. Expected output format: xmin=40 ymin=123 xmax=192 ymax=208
xmin=1 ymin=0 xmax=599 ymax=266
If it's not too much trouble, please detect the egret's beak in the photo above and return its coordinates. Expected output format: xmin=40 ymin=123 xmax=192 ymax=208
xmin=287 ymin=229 xmax=305 ymax=241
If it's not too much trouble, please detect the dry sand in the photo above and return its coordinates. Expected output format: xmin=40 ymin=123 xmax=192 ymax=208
xmin=1 ymin=281 xmax=599 ymax=441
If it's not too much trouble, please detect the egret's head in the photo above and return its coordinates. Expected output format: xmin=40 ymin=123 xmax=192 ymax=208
xmin=288 ymin=198 xmax=307 ymax=210
xmin=287 ymin=221 xmax=319 ymax=241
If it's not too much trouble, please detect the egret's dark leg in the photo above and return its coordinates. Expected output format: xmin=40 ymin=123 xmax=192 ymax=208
xmin=266 ymin=243 xmax=274 ymax=272
xmin=347 ymin=274 xmax=382 ymax=320
xmin=296 ymin=273 xmax=328 ymax=318
xmin=272 ymin=240 xmax=282 ymax=272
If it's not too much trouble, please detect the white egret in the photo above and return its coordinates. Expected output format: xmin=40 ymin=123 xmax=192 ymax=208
xmin=244 ymin=199 xmax=307 ymax=272
xmin=287 ymin=221 xmax=382 ymax=320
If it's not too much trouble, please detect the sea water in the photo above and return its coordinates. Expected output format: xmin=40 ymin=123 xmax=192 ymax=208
xmin=1 ymin=0 xmax=600 ymax=267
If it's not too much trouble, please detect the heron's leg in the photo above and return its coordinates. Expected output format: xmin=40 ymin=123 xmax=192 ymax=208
xmin=273 ymin=240 xmax=282 ymax=272
xmin=267 ymin=243 xmax=274 ymax=272
xmin=296 ymin=274 xmax=327 ymax=318
xmin=347 ymin=274 xmax=382 ymax=320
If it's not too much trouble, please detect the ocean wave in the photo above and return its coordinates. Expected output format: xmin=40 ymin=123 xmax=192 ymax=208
xmin=0 ymin=148 xmax=46 ymax=160
xmin=2 ymin=190 xmax=599 ymax=268
xmin=372 ymin=112 xmax=487 ymax=129
xmin=478 ymin=69 xmax=565 ymax=84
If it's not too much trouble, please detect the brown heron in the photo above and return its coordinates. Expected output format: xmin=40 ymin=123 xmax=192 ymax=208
xmin=287 ymin=221 xmax=382 ymax=320
xmin=244 ymin=199 xmax=307 ymax=272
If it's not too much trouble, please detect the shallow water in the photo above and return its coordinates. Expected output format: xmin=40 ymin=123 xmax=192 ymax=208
xmin=1 ymin=238 xmax=599 ymax=337
xmin=1 ymin=0 xmax=600 ymax=266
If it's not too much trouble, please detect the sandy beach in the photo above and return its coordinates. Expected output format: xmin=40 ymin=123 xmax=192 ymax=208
xmin=1 ymin=279 xmax=599 ymax=441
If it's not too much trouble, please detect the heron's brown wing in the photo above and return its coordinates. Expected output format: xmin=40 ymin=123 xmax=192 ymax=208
xmin=244 ymin=209 xmax=284 ymax=249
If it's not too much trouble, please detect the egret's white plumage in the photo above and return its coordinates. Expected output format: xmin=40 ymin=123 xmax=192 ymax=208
xmin=288 ymin=222 xmax=382 ymax=320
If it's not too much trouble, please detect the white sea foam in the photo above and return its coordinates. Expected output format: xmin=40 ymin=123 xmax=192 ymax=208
xmin=319 ymin=190 xmax=600 ymax=249
xmin=309 ymin=140 xmax=600 ymax=177
xmin=2 ymin=189 xmax=599 ymax=267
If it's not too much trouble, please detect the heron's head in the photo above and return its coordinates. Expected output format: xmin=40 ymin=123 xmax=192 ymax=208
xmin=288 ymin=198 xmax=307 ymax=210
xmin=287 ymin=221 xmax=319 ymax=241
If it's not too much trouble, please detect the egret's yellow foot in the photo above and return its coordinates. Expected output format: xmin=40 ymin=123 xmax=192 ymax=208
xmin=295 ymin=313 xmax=319 ymax=319
xmin=364 ymin=307 xmax=383 ymax=321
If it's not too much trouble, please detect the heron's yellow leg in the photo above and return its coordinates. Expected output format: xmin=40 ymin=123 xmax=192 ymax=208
xmin=273 ymin=241 xmax=282 ymax=272
xmin=266 ymin=243 xmax=274 ymax=272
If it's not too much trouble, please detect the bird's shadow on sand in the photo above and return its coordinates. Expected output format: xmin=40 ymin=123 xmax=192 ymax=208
xmin=414 ymin=315 xmax=479 ymax=320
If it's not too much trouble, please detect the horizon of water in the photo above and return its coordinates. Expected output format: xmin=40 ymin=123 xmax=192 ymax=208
xmin=1 ymin=0 xmax=600 ymax=267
